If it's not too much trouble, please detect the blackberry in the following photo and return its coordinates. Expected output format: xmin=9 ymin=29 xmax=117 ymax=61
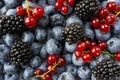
xmin=61 ymin=22 xmax=84 ymax=44
xmin=0 ymin=15 xmax=26 ymax=35
xmin=9 ymin=40 xmax=32 ymax=66
xmin=92 ymin=60 xmax=120 ymax=80
xmin=74 ymin=0 xmax=100 ymax=21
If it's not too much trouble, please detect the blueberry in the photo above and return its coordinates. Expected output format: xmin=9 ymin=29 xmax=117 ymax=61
xmin=100 ymin=1 xmax=107 ymax=7
xmin=63 ymin=53 xmax=72 ymax=64
xmin=23 ymin=67 xmax=34 ymax=80
xmin=113 ymin=19 xmax=120 ymax=34
xmin=47 ymin=28 xmax=53 ymax=40
xmin=30 ymin=42 xmax=42 ymax=55
xmin=1 ymin=6 xmax=8 ymax=15
xmin=22 ymin=1 xmax=37 ymax=8
xmin=6 ymin=9 xmax=16 ymax=16
xmin=50 ymin=14 xmax=64 ymax=26
xmin=116 ymin=0 xmax=120 ymax=5
xmin=22 ymin=31 xmax=35 ymax=44
xmin=84 ymin=22 xmax=91 ymax=29
xmin=35 ymin=28 xmax=47 ymax=41
xmin=91 ymin=74 xmax=96 ymax=80
xmin=0 ymin=0 xmax=4 ymax=8
xmin=56 ymin=67 xmax=65 ymax=75
xmin=38 ymin=14 xmax=49 ymax=27
xmin=0 ymin=63 xmax=3 ymax=74
xmin=77 ymin=66 xmax=91 ymax=79
xmin=63 ymin=5 xmax=73 ymax=15
xmin=58 ymin=72 xmax=75 ymax=80
xmin=47 ymin=0 xmax=56 ymax=5
xmin=45 ymin=38 xmax=62 ymax=54
xmin=66 ymin=64 xmax=77 ymax=76
xmin=66 ymin=15 xmax=83 ymax=26
xmin=84 ymin=28 xmax=95 ymax=39
xmin=30 ymin=56 xmax=41 ymax=68
xmin=5 ymin=73 xmax=19 ymax=80
xmin=52 ymin=26 xmax=63 ymax=41
xmin=0 ymin=75 xmax=3 ymax=80
xmin=4 ymin=63 xmax=18 ymax=74
xmin=38 ymin=62 xmax=47 ymax=72
xmin=31 ymin=77 xmax=39 ymax=80
xmin=38 ymin=0 xmax=47 ymax=7
xmin=44 ymin=5 xmax=55 ymax=15
xmin=95 ymin=29 xmax=111 ymax=41
xmin=39 ymin=45 xmax=48 ymax=59
xmin=107 ymin=38 xmax=120 ymax=53
xmin=72 ymin=53 xmax=84 ymax=66
xmin=52 ymin=75 xmax=58 ymax=80
xmin=65 ymin=42 xmax=77 ymax=53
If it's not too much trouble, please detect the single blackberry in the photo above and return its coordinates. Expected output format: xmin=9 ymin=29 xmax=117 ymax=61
xmin=92 ymin=60 xmax=120 ymax=80
xmin=9 ymin=40 xmax=32 ymax=66
xmin=0 ymin=15 xmax=26 ymax=35
xmin=61 ymin=22 xmax=84 ymax=44
xmin=74 ymin=0 xmax=100 ymax=21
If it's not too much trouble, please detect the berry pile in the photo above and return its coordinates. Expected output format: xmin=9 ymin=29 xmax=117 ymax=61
xmin=61 ymin=22 xmax=84 ymax=44
xmin=91 ymin=2 xmax=120 ymax=33
xmin=92 ymin=60 xmax=120 ymax=80
xmin=33 ymin=54 xmax=66 ymax=80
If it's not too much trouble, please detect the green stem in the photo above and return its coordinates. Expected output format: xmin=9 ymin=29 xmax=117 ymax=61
xmin=116 ymin=11 xmax=120 ymax=17
xmin=102 ymin=50 xmax=115 ymax=57
xmin=26 ymin=0 xmax=30 ymax=16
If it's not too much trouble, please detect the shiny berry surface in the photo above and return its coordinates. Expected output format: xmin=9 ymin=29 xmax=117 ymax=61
xmin=68 ymin=0 xmax=75 ymax=6
xmin=84 ymin=40 xmax=91 ymax=49
xmin=16 ymin=6 xmax=26 ymax=15
xmin=74 ymin=50 xmax=82 ymax=58
xmin=77 ymin=42 xmax=86 ymax=51
xmin=90 ymin=46 xmax=101 ymax=57
xmin=46 ymin=64 xmax=57 ymax=74
xmin=34 ymin=69 xmax=43 ymax=75
xmin=42 ymin=74 xmax=52 ymax=80
xmin=115 ymin=52 xmax=120 ymax=61
xmin=82 ymin=53 xmax=92 ymax=62
xmin=98 ymin=41 xmax=107 ymax=50
xmin=55 ymin=2 xmax=63 ymax=9
xmin=98 ymin=7 xmax=109 ymax=18
xmin=91 ymin=17 xmax=101 ymax=28
xmin=61 ymin=6 xmax=69 ymax=13
xmin=106 ymin=1 xmax=118 ymax=12
xmin=47 ymin=54 xmax=58 ymax=64
xmin=105 ymin=13 xmax=116 ymax=25
xmin=100 ymin=24 xmax=110 ymax=33
xmin=58 ymin=57 xmax=66 ymax=66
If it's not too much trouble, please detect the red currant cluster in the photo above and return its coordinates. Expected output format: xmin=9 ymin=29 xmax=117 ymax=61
xmin=16 ymin=0 xmax=44 ymax=28
xmin=33 ymin=54 xmax=66 ymax=80
xmin=55 ymin=0 xmax=75 ymax=14
xmin=91 ymin=1 xmax=120 ymax=33
xmin=74 ymin=40 xmax=107 ymax=62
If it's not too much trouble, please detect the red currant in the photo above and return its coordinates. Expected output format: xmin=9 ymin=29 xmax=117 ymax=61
xmin=47 ymin=54 xmax=58 ymax=65
xmin=74 ymin=50 xmax=82 ymax=58
xmin=115 ymin=6 xmax=120 ymax=16
xmin=33 ymin=6 xmax=44 ymax=19
xmin=82 ymin=53 xmax=92 ymax=62
xmin=61 ymin=6 xmax=69 ymax=14
xmin=16 ymin=6 xmax=26 ymax=15
xmin=34 ymin=69 xmax=43 ymax=75
xmin=68 ymin=0 xmax=75 ymax=6
xmin=100 ymin=24 xmax=110 ymax=33
xmin=55 ymin=1 xmax=63 ymax=9
xmin=98 ymin=7 xmax=109 ymax=18
xmin=91 ymin=17 xmax=101 ymax=28
xmin=90 ymin=41 xmax=96 ymax=48
xmin=57 ymin=0 xmax=66 ymax=3
xmin=115 ymin=52 xmax=120 ymax=61
xmin=24 ymin=16 xmax=37 ymax=28
xmin=77 ymin=42 xmax=86 ymax=51
xmin=42 ymin=74 xmax=52 ymax=80
xmin=84 ymin=40 xmax=91 ymax=49
xmin=106 ymin=1 xmax=118 ymax=12
xmin=98 ymin=41 xmax=107 ymax=50
xmin=58 ymin=57 xmax=66 ymax=66
xmin=105 ymin=13 xmax=116 ymax=25
xmin=90 ymin=46 xmax=101 ymax=57
xmin=46 ymin=64 xmax=57 ymax=74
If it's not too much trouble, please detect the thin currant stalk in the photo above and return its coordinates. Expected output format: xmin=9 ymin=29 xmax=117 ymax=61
xmin=26 ymin=0 xmax=30 ymax=16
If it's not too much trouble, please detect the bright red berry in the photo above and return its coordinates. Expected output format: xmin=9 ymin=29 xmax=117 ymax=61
xmin=90 ymin=41 xmax=96 ymax=48
xmin=90 ymin=46 xmax=101 ymax=57
xmin=68 ymin=0 xmax=75 ymax=6
xmin=98 ymin=41 xmax=107 ymax=50
xmin=42 ymin=74 xmax=52 ymax=80
xmin=47 ymin=54 xmax=58 ymax=65
xmin=77 ymin=42 xmax=86 ymax=51
xmin=82 ymin=53 xmax=92 ymax=62
xmin=33 ymin=6 xmax=44 ymax=19
xmin=100 ymin=24 xmax=110 ymax=33
xmin=57 ymin=0 xmax=66 ymax=3
xmin=46 ymin=64 xmax=57 ymax=74
xmin=55 ymin=1 xmax=63 ymax=9
xmin=106 ymin=1 xmax=118 ymax=12
xmin=84 ymin=40 xmax=91 ymax=49
xmin=115 ymin=52 xmax=120 ymax=61
xmin=98 ymin=7 xmax=109 ymax=18
xmin=105 ymin=13 xmax=116 ymax=25
xmin=16 ymin=6 xmax=26 ymax=15
xmin=61 ymin=6 xmax=69 ymax=14
xmin=91 ymin=17 xmax=101 ymax=28
xmin=34 ymin=69 xmax=43 ymax=75
xmin=58 ymin=57 xmax=66 ymax=66
xmin=24 ymin=16 xmax=37 ymax=28
xmin=74 ymin=50 xmax=82 ymax=58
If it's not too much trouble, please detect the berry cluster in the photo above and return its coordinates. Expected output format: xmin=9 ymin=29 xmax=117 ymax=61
xmin=74 ymin=39 xmax=108 ymax=62
xmin=16 ymin=0 xmax=44 ymax=28
xmin=91 ymin=1 xmax=120 ymax=33
xmin=92 ymin=60 xmax=120 ymax=80
xmin=33 ymin=54 xmax=66 ymax=80
xmin=55 ymin=0 xmax=75 ymax=14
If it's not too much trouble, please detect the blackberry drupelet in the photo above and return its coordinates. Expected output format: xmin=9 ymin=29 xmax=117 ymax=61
xmin=0 ymin=15 xmax=26 ymax=35
xmin=61 ymin=22 xmax=84 ymax=44
xmin=9 ymin=40 xmax=32 ymax=66
xmin=92 ymin=60 xmax=120 ymax=80
xmin=74 ymin=0 xmax=100 ymax=21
